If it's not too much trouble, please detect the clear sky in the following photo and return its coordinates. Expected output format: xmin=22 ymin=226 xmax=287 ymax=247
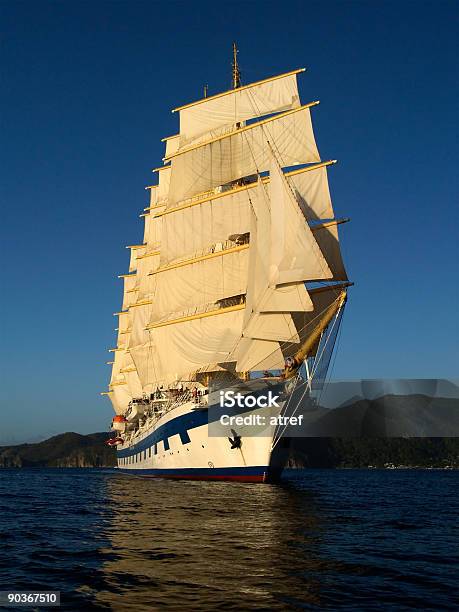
xmin=1 ymin=0 xmax=458 ymax=443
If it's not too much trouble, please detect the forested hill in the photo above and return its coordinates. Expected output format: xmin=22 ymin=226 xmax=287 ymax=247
xmin=289 ymin=437 xmax=459 ymax=469
xmin=0 ymin=432 xmax=116 ymax=468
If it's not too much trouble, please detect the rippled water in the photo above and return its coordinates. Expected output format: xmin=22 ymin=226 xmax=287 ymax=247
xmin=0 ymin=469 xmax=457 ymax=610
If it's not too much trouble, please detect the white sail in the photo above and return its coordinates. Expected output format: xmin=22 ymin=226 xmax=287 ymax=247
xmin=156 ymin=166 xmax=171 ymax=204
xmin=116 ymin=334 xmax=128 ymax=355
xmin=128 ymin=298 xmax=155 ymax=390
xmin=163 ymin=134 xmax=180 ymax=158
xmin=128 ymin=245 xmax=145 ymax=273
xmin=108 ymin=340 xmax=132 ymax=413
xmin=167 ymin=106 xmax=320 ymax=206
xmin=244 ymin=312 xmax=299 ymax=343
xmin=160 ymin=187 xmax=253 ymax=265
xmin=121 ymin=274 xmax=138 ymax=311
xmin=116 ymin=310 xmax=131 ymax=334
xmin=121 ymin=352 xmax=144 ymax=398
xmin=129 ymin=340 xmax=157 ymax=391
xmin=241 ymin=185 xmax=309 ymax=335
xmin=146 ymin=185 xmax=157 ymax=209
xmin=269 ymin=154 xmax=332 ymax=284
xmin=107 ymin=391 xmax=124 ymax=415
xmin=175 ymin=70 xmax=301 ymax=145
xmin=312 ymin=223 xmax=348 ymax=281
xmin=150 ymin=249 xmax=249 ymax=322
xmin=146 ymin=309 xmax=244 ymax=386
xmin=136 ymin=252 xmax=161 ymax=300
xmin=288 ymin=164 xmax=335 ymax=220
xmin=143 ymin=214 xmax=150 ymax=245
xmin=110 ymin=349 xmax=125 ymax=385
xmin=129 ymin=302 xmax=152 ymax=348
xmin=143 ymin=212 xmax=163 ymax=253
xmin=234 ymin=337 xmax=286 ymax=372
xmin=110 ymin=382 xmax=132 ymax=415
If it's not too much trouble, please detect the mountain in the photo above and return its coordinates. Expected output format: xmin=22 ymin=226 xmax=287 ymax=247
xmin=0 ymin=432 xmax=116 ymax=468
xmin=289 ymin=437 xmax=459 ymax=468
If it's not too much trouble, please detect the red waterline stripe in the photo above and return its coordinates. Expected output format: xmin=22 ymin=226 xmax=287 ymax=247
xmin=141 ymin=473 xmax=267 ymax=482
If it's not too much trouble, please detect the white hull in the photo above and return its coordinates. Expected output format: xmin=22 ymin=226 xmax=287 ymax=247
xmin=116 ymin=382 xmax=291 ymax=482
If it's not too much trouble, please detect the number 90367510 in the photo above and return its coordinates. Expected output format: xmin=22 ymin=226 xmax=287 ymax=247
xmin=0 ymin=591 xmax=60 ymax=607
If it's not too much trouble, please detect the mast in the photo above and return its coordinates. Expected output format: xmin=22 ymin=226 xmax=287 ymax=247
xmin=232 ymin=42 xmax=241 ymax=89
xmin=103 ymin=60 xmax=351 ymax=404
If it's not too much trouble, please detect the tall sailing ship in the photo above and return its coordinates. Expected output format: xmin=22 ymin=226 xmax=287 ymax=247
xmin=102 ymin=47 xmax=351 ymax=482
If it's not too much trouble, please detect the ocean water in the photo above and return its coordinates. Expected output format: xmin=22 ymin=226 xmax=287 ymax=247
xmin=0 ymin=469 xmax=457 ymax=611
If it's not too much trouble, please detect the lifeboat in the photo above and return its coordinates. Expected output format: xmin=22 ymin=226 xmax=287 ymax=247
xmin=105 ymin=436 xmax=124 ymax=446
xmin=111 ymin=415 xmax=127 ymax=432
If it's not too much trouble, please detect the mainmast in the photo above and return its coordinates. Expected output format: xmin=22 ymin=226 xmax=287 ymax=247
xmin=232 ymin=42 xmax=241 ymax=89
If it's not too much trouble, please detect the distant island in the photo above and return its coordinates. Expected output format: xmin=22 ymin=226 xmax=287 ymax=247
xmin=0 ymin=431 xmax=457 ymax=469
xmin=0 ymin=433 xmax=116 ymax=468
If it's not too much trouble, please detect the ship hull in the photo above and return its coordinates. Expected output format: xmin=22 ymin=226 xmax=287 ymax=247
xmin=115 ymin=380 xmax=290 ymax=482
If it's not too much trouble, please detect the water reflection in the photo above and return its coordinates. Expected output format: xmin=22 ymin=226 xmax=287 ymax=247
xmin=1 ymin=470 xmax=456 ymax=610
xmin=94 ymin=474 xmax=327 ymax=610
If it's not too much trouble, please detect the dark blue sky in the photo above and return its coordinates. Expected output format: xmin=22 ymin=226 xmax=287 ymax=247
xmin=1 ymin=0 xmax=458 ymax=443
